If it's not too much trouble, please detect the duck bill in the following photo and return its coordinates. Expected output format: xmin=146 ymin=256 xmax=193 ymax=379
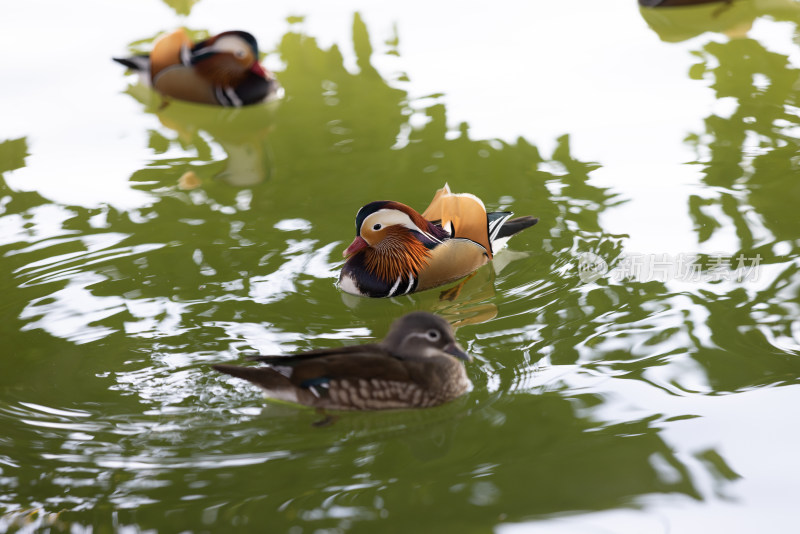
xmin=444 ymin=342 xmax=472 ymax=362
xmin=250 ymin=62 xmax=268 ymax=78
xmin=343 ymin=236 xmax=368 ymax=258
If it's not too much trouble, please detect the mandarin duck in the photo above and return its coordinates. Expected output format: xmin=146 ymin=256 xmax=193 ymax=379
xmin=213 ymin=312 xmax=472 ymax=410
xmin=114 ymin=29 xmax=279 ymax=106
xmin=339 ymin=184 xmax=538 ymax=298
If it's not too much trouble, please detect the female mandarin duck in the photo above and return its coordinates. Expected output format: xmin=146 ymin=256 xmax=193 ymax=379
xmin=339 ymin=184 xmax=538 ymax=298
xmin=213 ymin=312 xmax=472 ymax=410
xmin=114 ymin=29 xmax=279 ymax=106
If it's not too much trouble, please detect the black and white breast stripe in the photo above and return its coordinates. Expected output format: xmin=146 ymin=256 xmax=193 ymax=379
xmin=386 ymin=271 xmax=418 ymax=297
xmin=215 ymin=85 xmax=244 ymax=107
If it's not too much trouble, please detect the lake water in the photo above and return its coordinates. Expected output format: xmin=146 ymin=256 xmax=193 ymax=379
xmin=2 ymin=0 xmax=800 ymax=532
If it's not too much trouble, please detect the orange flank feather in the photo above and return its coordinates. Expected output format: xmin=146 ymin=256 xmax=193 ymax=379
xmin=421 ymin=184 xmax=494 ymax=258
xmin=149 ymin=29 xmax=192 ymax=80
xmin=363 ymin=228 xmax=431 ymax=282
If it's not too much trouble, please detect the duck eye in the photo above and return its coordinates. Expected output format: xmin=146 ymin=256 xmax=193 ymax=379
xmin=426 ymin=329 xmax=441 ymax=341
xmin=235 ymin=49 xmax=246 ymax=58
xmin=373 ymin=223 xmax=382 ymax=231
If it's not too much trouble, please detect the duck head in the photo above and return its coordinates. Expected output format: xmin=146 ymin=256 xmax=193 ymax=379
xmin=380 ymin=311 xmax=471 ymax=362
xmin=190 ymin=31 xmax=273 ymax=87
xmin=343 ymin=201 xmax=450 ymax=283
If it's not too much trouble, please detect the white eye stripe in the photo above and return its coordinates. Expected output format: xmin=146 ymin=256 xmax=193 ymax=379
xmin=210 ymin=36 xmax=251 ymax=56
xmin=362 ymin=210 xmax=443 ymax=246
xmin=406 ymin=330 xmax=442 ymax=343
xmin=362 ymin=209 xmax=424 ymax=234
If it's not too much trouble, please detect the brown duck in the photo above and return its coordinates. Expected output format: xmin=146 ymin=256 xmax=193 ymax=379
xmin=213 ymin=312 xmax=472 ymax=410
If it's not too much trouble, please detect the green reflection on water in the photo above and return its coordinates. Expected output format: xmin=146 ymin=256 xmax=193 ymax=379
xmin=680 ymin=30 xmax=800 ymax=391
xmin=1 ymin=9 xmax=799 ymax=533
xmin=640 ymin=0 xmax=800 ymax=42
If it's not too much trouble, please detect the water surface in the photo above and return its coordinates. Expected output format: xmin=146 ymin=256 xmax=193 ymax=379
xmin=1 ymin=1 xmax=799 ymax=532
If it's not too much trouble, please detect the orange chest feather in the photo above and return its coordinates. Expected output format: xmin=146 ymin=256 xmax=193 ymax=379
xmin=363 ymin=232 xmax=431 ymax=282
xmin=194 ymin=55 xmax=248 ymax=86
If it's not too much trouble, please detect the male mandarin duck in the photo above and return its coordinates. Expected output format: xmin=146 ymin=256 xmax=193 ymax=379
xmin=213 ymin=312 xmax=472 ymax=410
xmin=339 ymin=184 xmax=538 ymax=298
xmin=114 ymin=29 xmax=279 ymax=106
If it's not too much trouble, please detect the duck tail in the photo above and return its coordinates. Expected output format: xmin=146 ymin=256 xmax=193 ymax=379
xmin=213 ymin=364 xmax=304 ymax=404
xmin=496 ymin=216 xmax=538 ymax=239
xmin=113 ymin=55 xmax=149 ymax=72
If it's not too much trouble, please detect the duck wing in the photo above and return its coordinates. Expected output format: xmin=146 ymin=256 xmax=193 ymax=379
xmin=245 ymin=343 xmax=387 ymax=365
xmin=246 ymin=344 xmax=414 ymax=385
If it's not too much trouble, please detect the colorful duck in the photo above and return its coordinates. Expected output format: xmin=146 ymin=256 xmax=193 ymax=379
xmin=213 ymin=312 xmax=472 ymax=410
xmin=339 ymin=184 xmax=538 ymax=298
xmin=114 ymin=29 xmax=279 ymax=106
